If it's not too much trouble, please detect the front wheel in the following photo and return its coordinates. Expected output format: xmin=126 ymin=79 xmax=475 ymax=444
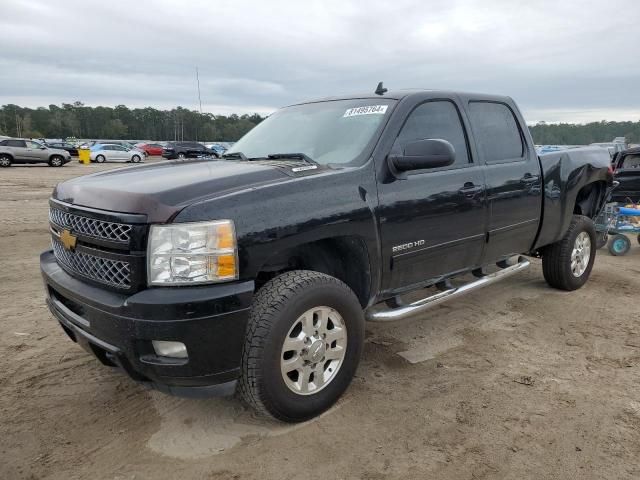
xmin=239 ymin=270 xmax=364 ymax=422
xmin=49 ymin=155 xmax=64 ymax=167
xmin=178 ymin=152 xmax=186 ymax=159
xmin=131 ymin=155 xmax=141 ymax=163
xmin=95 ymin=155 xmax=106 ymax=163
xmin=542 ymin=215 xmax=596 ymax=291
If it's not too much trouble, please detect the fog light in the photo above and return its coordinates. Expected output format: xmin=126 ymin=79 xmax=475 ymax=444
xmin=152 ymin=340 xmax=188 ymax=359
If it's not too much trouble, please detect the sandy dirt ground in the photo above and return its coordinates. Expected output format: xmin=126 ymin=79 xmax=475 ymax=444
xmin=1 ymin=159 xmax=640 ymax=480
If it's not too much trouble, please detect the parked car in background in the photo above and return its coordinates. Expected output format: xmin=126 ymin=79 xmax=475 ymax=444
xmin=45 ymin=141 xmax=79 ymax=157
xmin=0 ymin=138 xmax=71 ymax=167
xmin=205 ymin=143 xmax=227 ymax=156
xmin=135 ymin=143 xmax=164 ymax=156
xmin=162 ymin=141 xmax=216 ymax=159
xmin=82 ymin=140 xmax=148 ymax=157
xmin=89 ymin=144 xmax=144 ymax=163
xmin=612 ymin=147 xmax=640 ymax=203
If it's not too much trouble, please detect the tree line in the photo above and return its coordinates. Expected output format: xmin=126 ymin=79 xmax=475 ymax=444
xmin=0 ymin=102 xmax=265 ymax=142
xmin=528 ymin=121 xmax=639 ymax=145
xmin=1 ymin=102 xmax=638 ymax=145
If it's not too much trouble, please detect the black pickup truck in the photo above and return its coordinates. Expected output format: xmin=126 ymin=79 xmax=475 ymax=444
xmin=41 ymin=87 xmax=612 ymax=421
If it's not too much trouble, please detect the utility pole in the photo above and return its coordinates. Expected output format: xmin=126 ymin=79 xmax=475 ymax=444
xmin=196 ymin=67 xmax=203 ymax=114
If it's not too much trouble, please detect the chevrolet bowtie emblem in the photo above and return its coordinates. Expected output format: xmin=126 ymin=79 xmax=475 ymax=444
xmin=60 ymin=229 xmax=77 ymax=251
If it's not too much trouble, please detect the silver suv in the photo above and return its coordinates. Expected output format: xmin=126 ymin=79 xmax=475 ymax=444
xmin=0 ymin=138 xmax=72 ymax=167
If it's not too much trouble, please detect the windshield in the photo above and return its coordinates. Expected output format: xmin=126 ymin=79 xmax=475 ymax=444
xmin=226 ymin=99 xmax=395 ymax=166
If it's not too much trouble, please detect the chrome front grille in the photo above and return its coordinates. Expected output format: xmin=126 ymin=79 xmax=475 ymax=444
xmin=52 ymin=239 xmax=131 ymax=289
xmin=49 ymin=207 xmax=132 ymax=243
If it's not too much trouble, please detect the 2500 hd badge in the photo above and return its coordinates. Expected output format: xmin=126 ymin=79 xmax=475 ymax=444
xmin=41 ymin=85 xmax=612 ymax=422
xmin=392 ymin=239 xmax=426 ymax=253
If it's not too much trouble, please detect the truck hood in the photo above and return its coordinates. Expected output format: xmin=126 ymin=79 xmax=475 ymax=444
xmin=53 ymin=159 xmax=294 ymax=222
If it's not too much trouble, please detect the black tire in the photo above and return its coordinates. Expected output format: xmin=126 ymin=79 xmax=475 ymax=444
xmin=0 ymin=154 xmax=11 ymax=168
xmin=95 ymin=155 xmax=106 ymax=163
xmin=131 ymin=155 xmax=141 ymax=163
xmin=637 ymin=234 xmax=640 ymax=246
xmin=239 ymin=270 xmax=365 ymax=422
xmin=49 ymin=155 xmax=64 ymax=167
xmin=596 ymin=231 xmax=608 ymax=249
xmin=542 ymin=215 xmax=596 ymax=291
xmin=178 ymin=152 xmax=186 ymax=159
xmin=608 ymin=234 xmax=631 ymax=256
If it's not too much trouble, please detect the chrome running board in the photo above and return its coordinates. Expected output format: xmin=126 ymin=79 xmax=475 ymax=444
xmin=366 ymin=256 xmax=530 ymax=322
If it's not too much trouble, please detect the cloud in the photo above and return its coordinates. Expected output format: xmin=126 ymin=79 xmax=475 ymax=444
xmin=1 ymin=0 xmax=638 ymax=122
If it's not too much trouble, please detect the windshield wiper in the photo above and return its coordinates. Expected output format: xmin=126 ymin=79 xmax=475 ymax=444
xmin=222 ymin=151 xmax=248 ymax=160
xmin=267 ymin=153 xmax=319 ymax=166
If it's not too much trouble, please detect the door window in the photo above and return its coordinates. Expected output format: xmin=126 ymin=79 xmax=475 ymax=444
xmin=26 ymin=141 xmax=42 ymax=148
xmin=7 ymin=140 xmax=26 ymax=147
xmin=395 ymin=101 xmax=471 ymax=168
xmin=621 ymin=154 xmax=640 ymax=169
xmin=468 ymin=102 xmax=524 ymax=162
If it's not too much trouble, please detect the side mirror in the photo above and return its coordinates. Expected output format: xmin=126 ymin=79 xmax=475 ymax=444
xmin=389 ymin=139 xmax=455 ymax=172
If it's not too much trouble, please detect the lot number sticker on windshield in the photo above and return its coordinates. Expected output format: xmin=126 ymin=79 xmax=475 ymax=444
xmin=343 ymin=105 xmax=388 ymax=117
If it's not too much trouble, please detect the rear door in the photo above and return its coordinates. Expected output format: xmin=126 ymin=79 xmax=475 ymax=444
xmin=103 ymin=145 xmax=116 ymax=161
xmin=466 ymin=100 xmax=542 ymax=261
xmin=377 ymin=97 xmax=488 ymax=293
xmin=6 ymin=139 xmax=30 ymax=161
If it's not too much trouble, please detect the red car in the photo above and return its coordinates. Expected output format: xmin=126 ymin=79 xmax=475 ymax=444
xmin=136 ymin=143 xmax=164 ymax=156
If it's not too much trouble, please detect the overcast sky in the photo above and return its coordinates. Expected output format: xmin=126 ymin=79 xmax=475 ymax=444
xmin=1 ymin=0 xmax=638 ymax=124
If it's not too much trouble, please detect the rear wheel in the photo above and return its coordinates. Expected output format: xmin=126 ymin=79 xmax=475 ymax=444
xmin=239 ymin=270 xmax=364 ymax=422
xmin=178 ymin=152 xmax=186 ymax=159
xmin=0 ymin=155 xmax=11 ymax=168
xmin=542 ymin=215 xmax=596 ymax=291
xmin=608 ymin=234 xmax=631 ymax=256
xmin=49 ymin=155 xmax=64 ymax=167
xmin=95 ymin=155 xmax=106 ymax=163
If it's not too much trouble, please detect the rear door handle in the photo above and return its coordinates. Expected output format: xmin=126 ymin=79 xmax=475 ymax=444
xmin=520 ymin=174 xmax=538 ymax=185
xmin=459 ymin=182 xmax=483 ymax=197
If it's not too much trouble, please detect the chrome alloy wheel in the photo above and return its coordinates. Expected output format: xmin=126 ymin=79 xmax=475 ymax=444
xmin=571 ymin=231 xmax=591 ymax=277
xmin=280 ymin=306 xmax=347 ymax=395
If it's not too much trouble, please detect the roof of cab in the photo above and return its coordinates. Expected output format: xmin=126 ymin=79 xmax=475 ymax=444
xmin=287 ymin=89 xmax=514 ymax=107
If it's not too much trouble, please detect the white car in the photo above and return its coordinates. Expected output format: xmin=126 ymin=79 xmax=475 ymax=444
xmin=90 ymin=144 xmax=144 ymax=163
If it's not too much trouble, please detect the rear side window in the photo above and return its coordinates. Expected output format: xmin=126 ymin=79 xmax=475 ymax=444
xmin=396 ymin=100 xmax=470 ymax=167
xmin=7 ymin=140 xmax=26 ymax=147
xmin=468 ymin=102 xmax=524 ymax=162
xmin=622 ymin=154 xmax=640 ymax=169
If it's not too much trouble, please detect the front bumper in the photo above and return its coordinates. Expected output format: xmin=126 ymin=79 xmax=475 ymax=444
xmin=41 ymin=250 xmax=254 ymax=397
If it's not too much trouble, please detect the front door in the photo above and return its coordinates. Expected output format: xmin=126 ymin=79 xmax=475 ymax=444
xmin=113 ymin=146 xmax=128 ymax=161
xmin=377 ymin=99 xmax=488 ymax=294
xmin=26 ymin=140 xmax=48 ymax=161
xmin=465 ymin=100 xmax=542 ymax=261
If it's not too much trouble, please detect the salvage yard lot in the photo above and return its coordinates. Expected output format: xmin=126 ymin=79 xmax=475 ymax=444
xmin=1 ymin=160 xmax=640 ymax=480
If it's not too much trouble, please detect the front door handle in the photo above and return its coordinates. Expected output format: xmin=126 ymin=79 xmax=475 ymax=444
xmin=458 ymin=182 xmax=483 ymax=197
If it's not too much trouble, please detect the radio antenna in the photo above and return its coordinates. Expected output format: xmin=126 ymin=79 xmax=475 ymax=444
xmin=375 ymin=82 xmax=388 ymax=95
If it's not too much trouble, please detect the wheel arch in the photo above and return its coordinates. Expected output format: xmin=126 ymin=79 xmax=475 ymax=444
xmin=254 ymin=236 xmax=372 ymax=308
xmin=573 ymin=180 xmax=608 ymax=218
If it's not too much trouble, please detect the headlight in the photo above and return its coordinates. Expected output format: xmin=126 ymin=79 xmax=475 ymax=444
xmin=147 ymin=220 xmax=238 ymax=286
